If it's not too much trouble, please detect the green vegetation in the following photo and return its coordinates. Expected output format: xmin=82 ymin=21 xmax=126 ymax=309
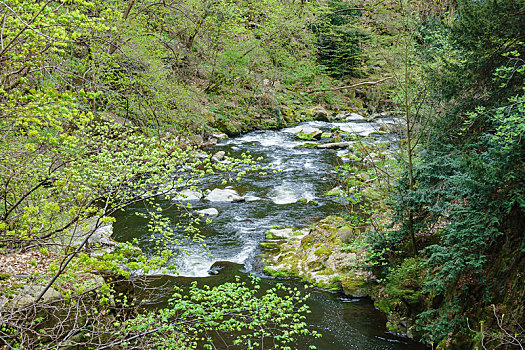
xmin=1 ymin=0 xmax=524 ymax=348
xmin=364 ymin=0 xmax=525 ymax=348
xmin=0 ymin=0 xmax=343 ymax=348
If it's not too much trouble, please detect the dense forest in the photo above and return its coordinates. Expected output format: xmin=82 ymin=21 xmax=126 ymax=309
xmin=0 ymin=0 xmax=523 ymax=349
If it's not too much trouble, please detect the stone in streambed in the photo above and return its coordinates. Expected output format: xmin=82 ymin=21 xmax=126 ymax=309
xmin=295 ymin=142 xmax=320 ymax=148
xmin=211 ymin=151 xmax=226 ymax=162
xmin=211 ymin=132 xmax=228 ymax=140
xmin=345 ymin=113 xmax=366 ymax=123
xmin=296 ymin=129 xmax=322 ymax=140
xmin=306 ymin=106 xmax=330 ymax=121
xmin=259 ymin=241 xmax=281 ymax=250
xmin=316 ymin=142 xmax=352 ymax=149
xmin=265 ymin=228 xmax=294 ymax=240
xmin=205 ymin=188 xmax=244 ymax=202
xmin=244 ymin=195 xmax=262 ymax=202
xmin=297 ymin=198 xmax=319 ymax=205
xmin=196 ymin=208 xmax=219 ymax=217
xmin=172 ymin=190 xmax=203 ymax=202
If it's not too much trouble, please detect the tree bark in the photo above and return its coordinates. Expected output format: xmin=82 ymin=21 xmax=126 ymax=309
xmin=108 ymin=0 xmax=135 ymax=54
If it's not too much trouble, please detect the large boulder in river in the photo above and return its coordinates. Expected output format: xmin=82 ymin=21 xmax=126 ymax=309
xmin=211 ymin=132 xmax=228 ymax=140
xmin=211 ymin=151 xmax=226 ymax=162
xmin=345 ymin=113 xmax=366 ymax=123
xmin=205 ymin=188 xmax=244 ymax=202
xmin=196 ymin=208 xmax=219 ymax=217
xmin=316 ymin=142 xmax=351 ymax=150
xmin=172 ymin=189 xmax=203 ymax=202
xmin=307 ymin=106 xmax=330 ymax=121
xmin=294 ymin=126 xmax=323 ymax=140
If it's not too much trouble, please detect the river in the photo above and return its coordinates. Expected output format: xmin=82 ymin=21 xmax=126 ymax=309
xmin=114 ymin=118 xmax=427 ymax=350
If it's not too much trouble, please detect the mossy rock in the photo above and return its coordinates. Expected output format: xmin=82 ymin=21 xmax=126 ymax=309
xmin=323 ymin=187 xmax=345 ymax=197
xmin=311 ymin=278 xmax=340 ymax=291
xmin=302 ymin=238 xmax=315 ymax=250
xmin=259 ymin=241 xmax=281 ymax=250
xmin=314 ymin=245 xmax=331 ymax=258
xmin=318 ymin=268 xmax=335 ymax=275
xmin=265 ymin=228 xmax=294 ymax=240
xmin=342 ymin=274 xmax=370 ymax=297
xmin=341 ymin=133 xmax=360 ymax=141
xmin=263 ymin=266 xmax=296 ymax=278
xmin=297 ymin=198 xmax=319 ymax=205
xmin=336 ymin=226 xmax=355 ymax=244
xmin=306 ymin=106 xmax=329 ymax=121
xmin=295 ymin=131 xmax=315 ymax=140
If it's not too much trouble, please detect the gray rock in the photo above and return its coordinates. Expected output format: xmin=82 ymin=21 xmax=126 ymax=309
xmin=265 ymin=228 xmax=294 ymax=239
xmin=307 ymin=106 xmax=329 ymax=121
xmin=379 ymin=123 xmax=397 ymax=133
xmin=172 ymin=189 xmax=203 ymax=202
xmin=90 ymin=246 xmax=116 ymax=258
xmin=211 ymin=151 xmax=226 ymax=162
xmin=196 ymin=152 xmax=209 ymax=159
xmin=336 ymin=227 xmax=354 ymax=244
xmin=333 ymin=113 xmax=348 ymax=121
xmin=211 ymin=132 xmax=228 ymax=140
xmin=14 ymin=285 xmax=63 ymax=307
xmin=345 ymin=113 xmax=366 ymax=123
xmin=294 ymin=126 xmax=323 ymax=140
xmin=205 ymin=188 xmax=244 ymax=202
xmin=316 ymin=142 xmax=352 ymax=149
xmin=57 ymin=218 xmax=116 ymax=255
xmin=196 ymin=208 xmax=219 ymax=217
xmin=88 ymin=224 xmax=116 ymax=246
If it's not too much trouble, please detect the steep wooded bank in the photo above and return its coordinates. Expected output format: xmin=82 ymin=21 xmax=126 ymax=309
xmin=0 ymin=0 xmax=377 ymax=140
xmin=364 ymin=1 xmax=525 ymax=348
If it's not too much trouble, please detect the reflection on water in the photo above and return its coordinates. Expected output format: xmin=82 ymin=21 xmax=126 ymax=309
xmin=139 ymin=263 xmax=427 ymax=350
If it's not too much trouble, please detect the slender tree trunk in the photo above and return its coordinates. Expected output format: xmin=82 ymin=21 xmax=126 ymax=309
xmin=108 ymin=0 xmax=135 ymax=54
xmin=404 ymin=23 xmax=417 ymax=257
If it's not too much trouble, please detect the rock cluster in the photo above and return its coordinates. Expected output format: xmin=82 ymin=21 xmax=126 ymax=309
xmin=260 ymin=217 xmax=373 ymax=296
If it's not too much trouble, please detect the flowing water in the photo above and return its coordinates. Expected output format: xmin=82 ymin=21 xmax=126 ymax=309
xmin=114 ymin=118 xmax=427 ymax=350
